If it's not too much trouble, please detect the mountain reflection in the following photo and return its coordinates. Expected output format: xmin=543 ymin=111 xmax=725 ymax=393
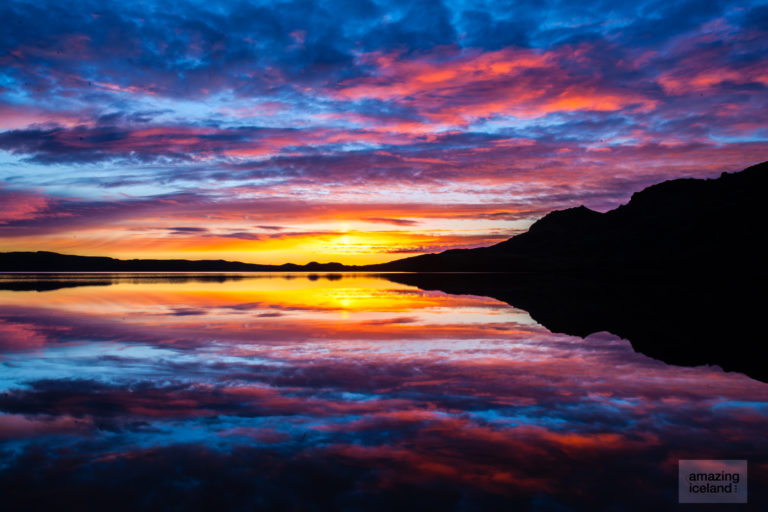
xmin=1 ymin=274 xmax=766 ymax=510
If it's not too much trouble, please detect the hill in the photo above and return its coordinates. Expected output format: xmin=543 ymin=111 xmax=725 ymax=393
xmin=369 ymin=160 xmax=768 ymax=272
xmin=0 ymin=251 xmax=351 ymax=272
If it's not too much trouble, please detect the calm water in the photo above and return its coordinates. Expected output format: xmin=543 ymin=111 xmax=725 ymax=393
xmin=0 ymin=273 xmax=766 ymax=510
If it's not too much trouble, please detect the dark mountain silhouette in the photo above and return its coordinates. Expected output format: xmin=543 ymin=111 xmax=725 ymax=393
xmin=0 ymin=251 xmax=352 ymax=272
xmin=382 ymin=272 xmax=766 ymax=382
xmin=368 ymin=160 xmax=768 ymax=272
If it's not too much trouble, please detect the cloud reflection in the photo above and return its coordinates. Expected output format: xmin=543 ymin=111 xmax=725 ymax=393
xmin=0 ymin=275 xmax=766 ymax=509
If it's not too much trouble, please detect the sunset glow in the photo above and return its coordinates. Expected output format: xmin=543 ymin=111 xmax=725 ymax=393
xmin=1 ymin=1 xmax=766 ymax=263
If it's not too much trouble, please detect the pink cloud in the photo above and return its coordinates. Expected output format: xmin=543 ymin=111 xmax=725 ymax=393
xmin=332 ymin=46 xmax=657 ymax=125
xmin=0 ymin=187 xmax=50 ymax=223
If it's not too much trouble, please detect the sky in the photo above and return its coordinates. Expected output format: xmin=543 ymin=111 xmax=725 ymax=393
xmin=0 ymin=0 xmax=767 ymax=264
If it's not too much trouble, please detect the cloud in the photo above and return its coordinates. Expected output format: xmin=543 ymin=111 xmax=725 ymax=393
xmin=0 ymin=186 xmax=50 ymax=223
xmin=0 ymin=0 xmax=765 ymax=263
xmin=361 ymin=217 xmax=418 ymax=226
xmin=167 ymin=226 xmax=208 ymax=235
xmin=331 ymin=45 xmax=658 ymax=125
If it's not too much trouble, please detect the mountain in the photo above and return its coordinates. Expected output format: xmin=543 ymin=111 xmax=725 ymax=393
xmin=369 ymin=160 xmax=768 ymax=272
xmin=0 ymin=251 xmax=353 ymax=272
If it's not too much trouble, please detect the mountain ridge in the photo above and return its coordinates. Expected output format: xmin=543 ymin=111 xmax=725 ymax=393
xmin=1 ymin=160 xmax=766 ymax=272
xmin=367 ymin=160 xmax=768 ymax=272
xmin=0 ymin=251 xmax=353 ymax=272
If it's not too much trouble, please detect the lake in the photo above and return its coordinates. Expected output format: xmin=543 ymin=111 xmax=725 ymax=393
xmin=0 ymin=273 xmax=766 ymax=510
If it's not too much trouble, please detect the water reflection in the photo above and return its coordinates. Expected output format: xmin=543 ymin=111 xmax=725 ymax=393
xmin=0 ymin=274 xmax=766 ymax=510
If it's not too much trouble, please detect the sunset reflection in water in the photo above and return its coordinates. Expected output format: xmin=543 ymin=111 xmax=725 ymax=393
xmin=0 ymin=274 xmax=766 ymax=510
